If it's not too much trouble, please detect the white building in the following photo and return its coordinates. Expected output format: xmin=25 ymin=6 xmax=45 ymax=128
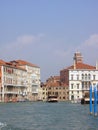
xmin=11 ymin=60 xmax=41 ymax=101
xmin=0 ymin=59 xmax=40 ymax=102
xmin=60 ymin=52 xmax=98 ymax=101
xmin=0 ymin=60 xmax=27 ymax=102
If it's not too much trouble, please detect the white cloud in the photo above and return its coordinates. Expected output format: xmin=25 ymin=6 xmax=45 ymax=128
xmin=0 ymin=33 xmax=45 ymax=60
xmin=74 ymin=34 xmax=98 ymax=65
xmin=84 ymin=34 xmax=98 ymax=46
xmin=77 ymin=34 xmax=98 ymax=50
xmin=54 ymin=34 xmax=98 ymax=66
xmin=16 ymin=33 xmax=44 ymax=46
xmin=5 ymin=33 xmax=44 ymax=49
xmin=17 ymin=35 xmax=35 ymax=45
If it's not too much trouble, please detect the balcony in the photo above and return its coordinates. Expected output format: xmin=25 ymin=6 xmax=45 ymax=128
xmin=32 ymin=87 xmax=38 ymax=94
xmin=82 ymin=87 xmax=89 ymax=91
xmin=4 ymin=91 xmax=18 ymax=94
xmin=81 ymin=78 xmax=91 ymax=81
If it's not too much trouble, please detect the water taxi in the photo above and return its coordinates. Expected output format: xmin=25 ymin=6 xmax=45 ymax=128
xmin=47 ymin=95 xmax=58 ymax=102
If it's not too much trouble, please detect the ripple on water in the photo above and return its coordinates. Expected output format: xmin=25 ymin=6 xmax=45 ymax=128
xmin=0 ymin=102 xmax=98 ymax=130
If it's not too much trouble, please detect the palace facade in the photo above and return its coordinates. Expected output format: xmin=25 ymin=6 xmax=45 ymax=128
xmin=60 ymin=52 xmax=98 ymax=101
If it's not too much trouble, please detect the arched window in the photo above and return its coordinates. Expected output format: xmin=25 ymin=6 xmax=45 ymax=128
xmin=88 ymin=74 xmax=91 ymax=80
xmin=85 ymin=74 xmax=87 ymax=80
xmin=82 ymin=74 xmax=84 ymax=80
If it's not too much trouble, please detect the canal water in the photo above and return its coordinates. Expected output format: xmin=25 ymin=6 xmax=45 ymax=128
xmin=0 ymin=102 xmax=98 ymax=130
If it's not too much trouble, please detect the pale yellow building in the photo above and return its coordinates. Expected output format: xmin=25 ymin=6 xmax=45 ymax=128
xmin=41 ymin=76 xmax=69 ymax=101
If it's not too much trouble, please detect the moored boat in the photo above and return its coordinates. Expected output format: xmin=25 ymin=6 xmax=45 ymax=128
xmin=47 ymin=95 xmax=58 ymax=102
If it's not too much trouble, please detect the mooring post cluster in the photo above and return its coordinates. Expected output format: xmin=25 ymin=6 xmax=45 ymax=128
xmin=89 ymin=85 xmax=98 ymax=116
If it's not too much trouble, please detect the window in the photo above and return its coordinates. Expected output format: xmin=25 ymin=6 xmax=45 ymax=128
xmin=93 ymin=75 xmax=96 ymax=80
xmin=82 ymin=74 xmax=84 ymax=80
xmin=71 ymin=95 xmax=74 ymax=100
xmin=48 ymin=92 xmax=51 ymax=95
xmin=71 ymin=74 xmax=73 ymax=80
xmin=71 ymin=84 xmax=74 ymax=89
xmin=77 ymin=74 xmax=79 ymax=80
xmin=77 ymin=84 xmax=79 ymax=89
xmin=88 ymin=74 xmax=91 ymax=80
xmin=55 ymin=92 xmax=58 ymax=96
xmin=82 ymin=82 xmax=84 ymax=88
xmin=85 ymin=74 xmax=87 ymax=80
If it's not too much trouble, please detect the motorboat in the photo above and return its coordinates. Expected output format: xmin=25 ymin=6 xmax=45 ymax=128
xmin=47 ymin=95 xmax=58 ymax=102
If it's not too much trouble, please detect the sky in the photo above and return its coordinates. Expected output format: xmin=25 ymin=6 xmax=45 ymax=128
xmin=0 ymin=0 xmax=98 ymax=82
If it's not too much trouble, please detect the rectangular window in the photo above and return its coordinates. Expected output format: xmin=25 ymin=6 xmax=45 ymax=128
xmin=55 ymin=92 xmax=58 ymax=96
xmin=71 ymin=84 xmax=74 ymax=89
xmin=77 ymin=75 xmax=79 ymax=80
xmin=93 ymin=75 xmax=96 ymax=80
xmin=71 ymin=74 xmax=73 ymax=80
xmin=77 ymin=84 xmax=79 ymax=89
xmin=82 ymin=82 xmax=84 ymax=88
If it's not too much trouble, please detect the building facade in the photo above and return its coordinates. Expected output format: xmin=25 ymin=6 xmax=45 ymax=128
xmin=60 ymin=52 xmax=98 ymax=101
xmin=10 ymin=60 xmax=41 ymax=101
xmin=0 ymin=60 xmax=27 ymax=102
xmin=0 ymin=59 xmax=40 ymax=102
xmin=41 ymin=76 xmax=69 ymax=101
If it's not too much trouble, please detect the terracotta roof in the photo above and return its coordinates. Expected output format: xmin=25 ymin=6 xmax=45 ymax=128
xmin=14 ymin=60 xmax=39 ymax=68
xmin=0 ymin=60 xmax=26 ymax=71
xmin=53 ymin=76 xmax=60 ymax=80
xmin=0 ymin=60 xmax=6 ymax=65
xmin=45 ymin=80 xmax=68 ymax=87
xmin=67 ymin=63 xmax=96 ymax=70
xmin=47 ymin=81 xmax=60 ymax=87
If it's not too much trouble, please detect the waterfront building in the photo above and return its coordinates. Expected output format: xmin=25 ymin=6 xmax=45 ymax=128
xmin=10 ymin=60 xmax=41 ymax=101
xmin=41 ymin=76 xmax=69 ymax=101
xmin=0 ymin=60 xmax=27 ymax=102
xmin=60 ymin=51 xmax=98 ymax=101
xmin=0 ymin=59 xmax=40 ymax=102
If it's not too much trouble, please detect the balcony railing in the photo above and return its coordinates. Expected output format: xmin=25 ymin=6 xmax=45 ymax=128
xmin=4 ymin=91 xmax=18 ymax=94
xmin=81 ymin=78 xmax=91 ymax=81
xmin=82 ymin=87 xmax=90 ymax=91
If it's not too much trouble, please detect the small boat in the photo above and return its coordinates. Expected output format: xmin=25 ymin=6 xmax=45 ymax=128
xmin=47 ymin=95 xmax=58 ymax=102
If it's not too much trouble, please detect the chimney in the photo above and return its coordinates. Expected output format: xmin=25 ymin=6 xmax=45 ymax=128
xmin=96 ymin=61 xmax=98 ymax=70
xmin=73 ymin=57 xmax=76 ymax=69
